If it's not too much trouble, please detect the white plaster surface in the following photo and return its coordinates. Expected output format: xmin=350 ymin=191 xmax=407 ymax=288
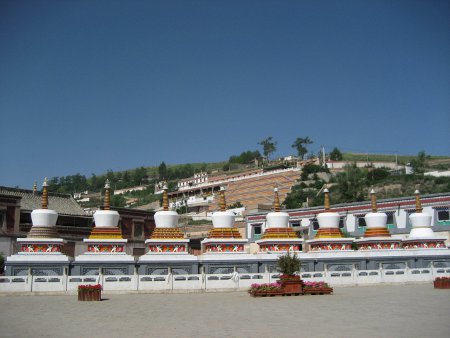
xmin=154 ymin=210 xmax=179 ymax=228
xmin=31 ymin=209 xmax=58 ymax=227
xmin=212 ymin=210 xmax=235 ymax=228
xmin=317 ymin=212 xmax=340 ymax=228
xmin=266 ymin=211 xmax=289 ymax=228
xmin=93 ymin=210 xmax=120 ymax=227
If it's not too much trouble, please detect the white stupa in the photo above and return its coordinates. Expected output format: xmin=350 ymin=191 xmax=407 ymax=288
xmin=354 ymin=189 xmax=401 ymax=250
xmin=402 ymin=191 xmax=447 ymax=249
xmin=201 ymin=187 xmax=248 ymax=253
xmin=7 ymin=178 xmax=69 ymax=265
xmin=75 ymin=180 xmax=134 ymax=263
xmin=255 ymin=188 xmax=303 ymax=253
xmin=143 ymin=184 xmax=190 ymax=254
xmin=306 ymin=188 xmax=354 ymax=251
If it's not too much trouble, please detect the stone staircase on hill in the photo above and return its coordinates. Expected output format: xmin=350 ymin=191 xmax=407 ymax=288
xmin=210 ymin=169 xmax=300 ymax=211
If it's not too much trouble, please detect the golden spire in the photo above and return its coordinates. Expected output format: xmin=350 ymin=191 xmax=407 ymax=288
xmin=370 ymin=188 xmax=378 ymax=212
xmin=162 ymin=183 xmax=169 ymax=211
xmin=414 ymin=189 xmax=422 ymax=213
xmin=219 ymin=186 xmax=226 ymax=211
xmin=33 ymin=181 xmax=38 ymax=194
xmin=324 ymin=187 xmax=330 ymax=211
xmin=273 ymin=187 xmax=280 ymax=212
xmin=104 ymin=179 xmax=111 ymax=210
xmin=41 ymin=177 xmax=48 ymax=209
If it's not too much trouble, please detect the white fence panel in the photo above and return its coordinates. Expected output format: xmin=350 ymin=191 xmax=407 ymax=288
xmin=205 ymin=274 xmax=238 ymax=290
xmin=325 ymin=271 xmax=356 ymax=286
xmin=432 ymin=267 xmax=450 ymax=278
xmin=237 ymin=273 xmax=270 ymax=289
xmin=355 ymin=270 xmax=382 ymax=285
xmin=138 ymin=275 xmax=172 ymax=291
xmin=172 ymin=274 xmax=203 ymax=290
xmin=102 ymin=275 xmax=137 ymax=291
xmin=381 ymin=269 xmax=409 ymax=283
xmin=67 ymin=276 xmax=100 ymax=292
xmin=406 ymin=269 xmax=434 ymax=283
xmin=31 ymin=276 xmax=65 ymax=292
xmin=0 ymin=276 xmax=31 ymax=292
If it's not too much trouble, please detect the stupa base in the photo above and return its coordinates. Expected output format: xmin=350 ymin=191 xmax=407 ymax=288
xmin=207 ymin=228 xmax=243 ymax=239
xmin=88 ymin=227 xmax=123 ymax=239
xmin=145 ymin=239 xmax=189 ymax=254
xmin=306 ymin=238 xmax=354 ymax=251
xmin=255 ymin=238 xmax=303 ymax=253
xmin=201 ymin=238 xmax=248 ymax=253
xmin=260 ymin=228 xmax=300 ymax=239
xmin=354 ymin=237 xmax=402 ymax=250
xmin=83 ymin=238 xmax=128 ymax=254
xmin=402 ymin=237 xmax=447 ymax=250
xmin=16 ymin=238 xmax=66 ymax=254
xmin=363 ymin=227 xmax=391 ymax=238
xmin=314 ymin=228 xmax=344 ymax=238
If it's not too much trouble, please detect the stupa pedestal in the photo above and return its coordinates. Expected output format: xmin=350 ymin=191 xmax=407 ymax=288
xmin=73 ymin=182 xmax=134 ymax=276
xmin=402 ymin=212 xmax=446 ymax=250
xmin=306 ymin=189 xmax=354 ymax=252
xmin=138 ymin=189 xmax=198 ymax=275
xmin=6 ymin=180 xmax=70 ymax=276
xmin=256 ymin=211 xmax=303 ymax=253
xmin=199 ymin=188 xmax=256 ymax=274
xmin=354 ymin=192 xmax=402 ymax=250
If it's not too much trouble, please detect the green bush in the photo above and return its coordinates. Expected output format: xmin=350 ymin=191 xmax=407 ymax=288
xmin=277 ymin=252 xmax=301 ymax=276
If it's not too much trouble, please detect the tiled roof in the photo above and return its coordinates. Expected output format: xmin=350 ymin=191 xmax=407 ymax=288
xmin=0 ymin=186 xmax=87 ymax=216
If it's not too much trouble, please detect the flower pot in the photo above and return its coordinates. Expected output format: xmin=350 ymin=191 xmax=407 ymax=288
xmin=303 ymin=287 xmax=333 ymax=295
xmin=78 ymin=289 xmax=101 ymax=301
xmin=278 ymin=276 xmax=303 ymax=294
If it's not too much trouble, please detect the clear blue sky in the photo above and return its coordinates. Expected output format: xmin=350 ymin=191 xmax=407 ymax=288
xmin=1 ymin=0 xmax=449 ymax=188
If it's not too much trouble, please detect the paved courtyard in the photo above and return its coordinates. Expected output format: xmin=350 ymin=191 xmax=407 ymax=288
xmin=0 ymin=284 xmax=449 ymax=338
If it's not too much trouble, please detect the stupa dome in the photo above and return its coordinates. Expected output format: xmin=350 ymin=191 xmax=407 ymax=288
xmin=365 ymin=212 xmax=387 ymax=229
xmin=212 ymin=210 xmax=235 ymax=228
xmin=93 ymin=210 xmax=120 ymax=227
xmin=317 ymin=212 xmax=340 ymax=229
xmin=31 ymin=209 xmax=58 ymax=227
xmin=155 ymin=210 xmax=179 ymax=228
xmin=266 ymin=211 xmax=289 ymax=228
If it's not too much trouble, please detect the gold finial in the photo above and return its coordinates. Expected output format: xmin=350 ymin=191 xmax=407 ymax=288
xmin=273 ymin=187 xmax=280 ymax=212
xmin=414 ymin=189 xmax=422 ymax=213
xmin=370 ymin=188 xmax=378 ymax=212
xmin=104 ymin=179 xmax=111 ymax=210
xmin=33 ymin=181 xmax=38 ymax=194
xmin=41 ymin=177 xmax=48 ymax=209
xmin=219 ymin=186 xmax=226 ymax=211
xmin=324 ymin=188 xmax=330 ymax=211
xmin=162 ymin=183 xmax=169 ymax=211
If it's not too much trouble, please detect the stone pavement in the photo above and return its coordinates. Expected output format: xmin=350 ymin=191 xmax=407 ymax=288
xmin=0 ymin=284 xmax=449 ymax=338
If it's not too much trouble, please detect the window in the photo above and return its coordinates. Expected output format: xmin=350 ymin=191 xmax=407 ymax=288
xmin=437 ymin=210 xmax=450 ymax=222
xmin=311 ymin=218 xmax=319 ymax=230
xmin=386 ymin=212 xmax=395 ymax=225
xmin=339 ymin=217 xmax=346 ymax=229
xmin=357 ymin=216 xmax=366 ymax=227
xmin=254 ymin=225 xmax=262 ymax=235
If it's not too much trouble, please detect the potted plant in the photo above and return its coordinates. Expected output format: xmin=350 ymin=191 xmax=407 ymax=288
xmin=303 ymin=281 xmax=333 ymax=295
xmin=248 ymin=283 xmax=284 ymax=297
xmin=277 ymin=252 xmax=303 ymax=294
xmin=78 ymin=284 xmax=102 ymax=301
xmin=434 ymin=277 xmax=450 ymax=289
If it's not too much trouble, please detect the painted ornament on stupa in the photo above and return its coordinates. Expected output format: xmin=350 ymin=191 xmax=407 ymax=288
xmin=256 ymin=188 xmax=303 ymax=253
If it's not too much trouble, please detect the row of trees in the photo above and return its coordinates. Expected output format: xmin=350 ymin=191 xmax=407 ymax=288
xmin=258 ymin=136 xmax=343 ymax=162
xmin=158 ymin=162 xmax=208 ymax=181
xmin=47 ymin=167 xmax=150 ymax=194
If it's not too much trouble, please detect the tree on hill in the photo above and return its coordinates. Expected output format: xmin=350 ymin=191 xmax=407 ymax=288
xmin=410 ymin=151 xmax=430 ymax=174
xmin=258 ymin=137 xmax=277 ymax=160
xmin=229 ymin=150 xmax=261 ymax=164
xmin=292 ymin=137 xmax=313 ymax=160
xmin=158 ymin=162 xmax=168 ymax=180
xmin=329 ymin=147 xmax=343 ymax=161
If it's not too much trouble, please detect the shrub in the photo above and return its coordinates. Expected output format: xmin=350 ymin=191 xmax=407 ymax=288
xmin=277 ymin=252 xmax=300 ymax=276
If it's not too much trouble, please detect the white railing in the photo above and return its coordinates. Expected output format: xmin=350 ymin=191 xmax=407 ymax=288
xmin=0 ymin=267 xmax=449 ymax=294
